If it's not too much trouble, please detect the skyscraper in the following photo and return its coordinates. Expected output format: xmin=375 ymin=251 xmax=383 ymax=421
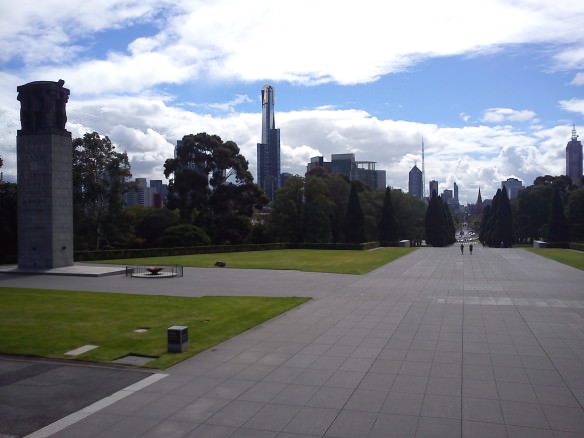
xmin=566 ymin=125 xmax=583 ymax=187
xmin=429 ymin=180 xmax=438 ymax=197
xmin=502 ymin=177 xmax=523 ymax=199
xmin=408 ymin=165 xmax=423 ymax=198
xmin=453 ymin=182 xmax=459 ymax=202
xmin=257 ymin=85 xmax=281 ymax=200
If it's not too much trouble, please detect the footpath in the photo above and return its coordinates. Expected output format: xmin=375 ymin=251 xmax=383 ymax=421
xmin=1 ymin=246 xmax=583 ymax=437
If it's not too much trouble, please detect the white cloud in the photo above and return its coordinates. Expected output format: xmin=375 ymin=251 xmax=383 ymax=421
xmin=571 ymin=73 xmax=584 ymax=85
xmin=4 ymin=1 xmax=584 ymax=93
xmin=481 ymin=108 xmax=537 ymax=123
xmin=559 ymin=98 xmax=584 ymax=115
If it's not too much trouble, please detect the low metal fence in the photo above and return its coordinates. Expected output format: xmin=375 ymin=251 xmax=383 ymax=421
xmin=125 ymin=265 xmax=184 ymax=279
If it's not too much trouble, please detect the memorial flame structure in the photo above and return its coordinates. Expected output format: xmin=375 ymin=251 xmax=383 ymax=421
xmin=16 ymin=80 xmax=73 ymax=269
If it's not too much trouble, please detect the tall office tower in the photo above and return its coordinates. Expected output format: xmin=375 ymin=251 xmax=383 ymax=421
xmin=566 ymin=126 xmax=583 ymax=186
xmin=429 ymin=180 xmax=438 ymax=197
xmin=408 ymin=165 xmax=423 ymax=198
xmin=502 ymin=177 xmax=523 ymax=199
xmin=257 ymin=85 xmax=281 ymax=200
xmin=453 ymin=182 xmax=459 ymax=202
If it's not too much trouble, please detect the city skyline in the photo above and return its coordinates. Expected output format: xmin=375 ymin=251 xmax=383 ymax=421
xmin=1 ymin=1 xmax=584 ymax=203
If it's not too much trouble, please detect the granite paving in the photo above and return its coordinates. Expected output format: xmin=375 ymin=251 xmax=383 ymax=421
xmin=1 ymin=246 xmax=583 ymax=437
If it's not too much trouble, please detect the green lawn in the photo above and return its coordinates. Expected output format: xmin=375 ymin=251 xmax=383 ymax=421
xmin=92 ymin=247 xmax=416 ymax=275
xmin=524 ymin=248 xmax=584 ymax=271
xmin=0 ymin=288 xmax=308 ymax=369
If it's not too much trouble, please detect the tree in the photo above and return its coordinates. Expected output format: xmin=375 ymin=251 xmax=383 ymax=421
xmin=268 ymin=176 xmax=305 ymax=242
xmin=379 ymin=187 xmax=398 ymax=242
xmin=164 ymin=133 xmax=267 ymax=243
xmin=344 ymin=182 xmax=366 ymax=243
xmin=157 ymin=224 xmax=210 ymax=247
xmin=480 ymin=188 xmax=513 ymax=247
xmin=303 ymin=176 xmax=332 ymax=243
xmin=425 ymin=191 xmax=455 ymax=247
xmin=73 ymin=132 xmax=132 ymax=250
xmin=0 ymin=181 xmax=17 ymax=263
xmin=566 ymin=188 xmax=584 ymax=241
xmin=392 ymin=191 xmax=426 ymax=243
xmin=546 ymin=189 xmax=570 ymax=242
xmin=126 ymin=206 xmax=180 ymax=248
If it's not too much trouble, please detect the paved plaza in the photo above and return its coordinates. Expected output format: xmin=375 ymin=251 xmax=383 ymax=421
xmin=1 ymin=246 xmax=584 ymax=437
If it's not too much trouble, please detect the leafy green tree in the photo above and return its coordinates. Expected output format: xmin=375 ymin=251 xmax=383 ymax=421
xmin=393 ymin=190 xmax=426 ymax=243
xmin=546 ymin=189 xmax=570 ymax=242
xmin=73 ymin=132 xmax=132 ymax=250
xmin=495 ymin=188 xmax=513 ymax=247
xmin=515 ymin=184 xmax=554 ymax=241
xmin=125 ymin=206 xmax=180 ymax=248
xmin=164 ymin=133 xmax=267 ymax=243
xmin=344 ymin=182 xmax=366 ymax=243
xmin=379 ymin=187 xmax=398 ymax=242
xmin=0 ymin=181 xmax=17 ymax=263
xmin=303 ymin=176 xmax=332 ymax=243
xmin=268 ymin=176 xmax=305 ymax=242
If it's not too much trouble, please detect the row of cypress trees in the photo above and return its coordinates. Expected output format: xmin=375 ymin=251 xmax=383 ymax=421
xmin=479 ymin=188 xmax=513 ymax=247
xmin=424 ymin=191 xmax=456 ymax=247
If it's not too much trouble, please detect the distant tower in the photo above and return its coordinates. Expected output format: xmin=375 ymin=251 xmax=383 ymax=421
xmin=408 ymin=164 xmax=423 ymax=198
xmin=566 ymin=125 xmax=583 ymax=187
xmin=421 ymin=137 xmax=426 ymax=198
xmin=429 ymin=180 xmax=438 ymax=197
xmin=476 ymin=187 xmax=483 ymax=205
xmin=257 ymin=85 xmax=281 ymax=200
xmin=453 ymin=182 xmax=459 ymax=202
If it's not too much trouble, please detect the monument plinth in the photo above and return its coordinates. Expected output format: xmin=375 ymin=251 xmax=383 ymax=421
xmin=17 ymin=80 xmax=73 ymax=269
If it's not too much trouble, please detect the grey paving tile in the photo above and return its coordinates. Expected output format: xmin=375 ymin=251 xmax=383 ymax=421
xmin=324 ymin=409 xmax=377 ymax=438
xmin=500 ymin=400 xmax=550 ymax=429
xmin=293 ymin=368 xmax=335 ymax=386
xmin=415 ymin=416 xmax=461 ymax=438
xmin=421 ymin=394 xmax=461 ymax=419
xmin=50 ymin=413 xmax=122 ymax=438
xmin=368 ymin=413 xmax=418 ymax=438
xmin=392 ymin=374 xmax=428 ymax=394
xmin=462 ymin=378 xmax=499 ymax=399
xmin=186 ymin=424 xmax=237 ymax=438
xmin=206 ymin=400 xmax=265 ymax=427
xmin=534 ymin=385 xmax=581 ymax=407
xmin=497 ymin=381 xmax=539 ymax=403
xmin=326 ymin=369 xmax=366 ymax=389
xmin=462 ymin=421 xmax=507 ymax=438
xmin=170 ymin=397 xmax=231 ymax=423
xmin=382 ymin=392 xmax=424 ymax=416
xmin=140 ymin=419 xmax=198 ymax=438
xmin=306 ymin=386 xmax=353 ymax=409
xmin=283 ymin=406 xmax=338 ymax=435
xmin=505 ymin=424 xmax=555 ymax=438
xmin=239 ymin=381 xmax=287 ymax=402
xmin=93 ymin=416 xmax=160 ymax=438
xmin=344 ymin=388 xmax=387 ymax=412
xmin=541 ymin=404 xmax=584 ymax=433
xmin=426 ymin=376 xmax=461 ymax=396
xmin=229 ymin=428 xmax=278 ymax=438
xmin=244 ymin=403 xmax=301 ymax=432
xmin=462 ymin=397 xmax=504 ymax=423
xmin=271 ymin=384 xmax=319 ymax=406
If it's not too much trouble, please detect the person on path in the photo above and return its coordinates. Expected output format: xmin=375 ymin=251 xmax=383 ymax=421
xmin=460 ymin=244 xmax=464 ymax=255
xmin=469 ymin=243 xmax=473 ymax=255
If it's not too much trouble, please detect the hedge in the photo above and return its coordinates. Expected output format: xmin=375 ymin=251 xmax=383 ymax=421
xmin=74 ymin=241 xmax=381 ymax=261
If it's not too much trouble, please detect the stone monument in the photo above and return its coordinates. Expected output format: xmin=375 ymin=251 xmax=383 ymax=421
xmin=16 ymin=80 xmax=73 ymax=269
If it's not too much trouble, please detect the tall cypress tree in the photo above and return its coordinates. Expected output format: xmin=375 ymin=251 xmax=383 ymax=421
xmin=547 ymin=189 xmax=570 ymax=242
xmin=344 ymin=182 xmax=366 ymax=243
xmin=496 ymin=187 xmax=514 ymax=247
xmin=379 ymin=188 xmax=398 ymax=243
xmin=425 ymin=191 xmax=446 ymax=246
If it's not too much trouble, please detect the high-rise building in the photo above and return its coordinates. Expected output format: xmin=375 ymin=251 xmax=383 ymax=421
xmin=306 ymin=153 xmax=386 ymax=190
xmin=429 ymin=180 xmax=438 ymax=197
xmin=566 ymin=126 xmax=583 ymax=187
xmin=502 ymin=177 xmax=523 ymax=199
xmin=408 ymin=165 xmax=423 ymax=198
xmin=453 ymin=182 xmax=459 ymax=202
xmin=257 ymin=85 xmax=281 ymax=200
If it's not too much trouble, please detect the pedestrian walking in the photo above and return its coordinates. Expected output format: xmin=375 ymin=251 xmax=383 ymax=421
xmin=460 ymin=244 xmax=464 ymax=255
xmin=469 ymin=243 xmax=473 ymax=255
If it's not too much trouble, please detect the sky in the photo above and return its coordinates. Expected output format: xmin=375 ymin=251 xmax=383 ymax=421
xmin=1 ymin=0 xmax=584 ymax=204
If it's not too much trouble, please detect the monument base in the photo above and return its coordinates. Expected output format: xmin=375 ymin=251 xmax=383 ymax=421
xmin=17 ymin=131 xmax=73 ymax=269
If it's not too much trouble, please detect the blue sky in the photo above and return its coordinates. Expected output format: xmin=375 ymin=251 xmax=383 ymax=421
xmin=1 ymin=0 xmax=583 ymax=203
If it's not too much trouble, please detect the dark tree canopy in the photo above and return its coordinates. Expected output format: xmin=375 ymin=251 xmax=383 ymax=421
xmin=73 ymin=132 xmax=132 ymax=250
xmin=546 ymin=189 xmax=570 ymax=242
xmin=479 ymin=188 xmax=513 ymax=247
xmin=164 ymin=133 xmax=267 ymax=244
xmin=379 ymin=187 xmax=398 ymax=242
xmin=344 ymin=182 xmax=366 ymax=243
xmin=0 ymin=182 xmax=17 ymax=263
xmin=425 ymin=191 xmax=455 ymax=247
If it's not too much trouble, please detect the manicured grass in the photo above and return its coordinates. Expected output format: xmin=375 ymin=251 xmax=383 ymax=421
xmin=93 ymin=247 xmax=416 ymax=275
xmin=524 ymin=248 xmax=584 ymax=271
xmin=0 ymin=287 xmax=308 ymax=369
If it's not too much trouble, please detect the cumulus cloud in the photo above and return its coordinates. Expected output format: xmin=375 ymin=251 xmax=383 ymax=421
xmin=481 ymin=108 xmax=537 ymax=123
xmin=4 ymin=1 xmax=584 ymax=93
xmin=559 ymin=98 xmax=584 ymax=115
